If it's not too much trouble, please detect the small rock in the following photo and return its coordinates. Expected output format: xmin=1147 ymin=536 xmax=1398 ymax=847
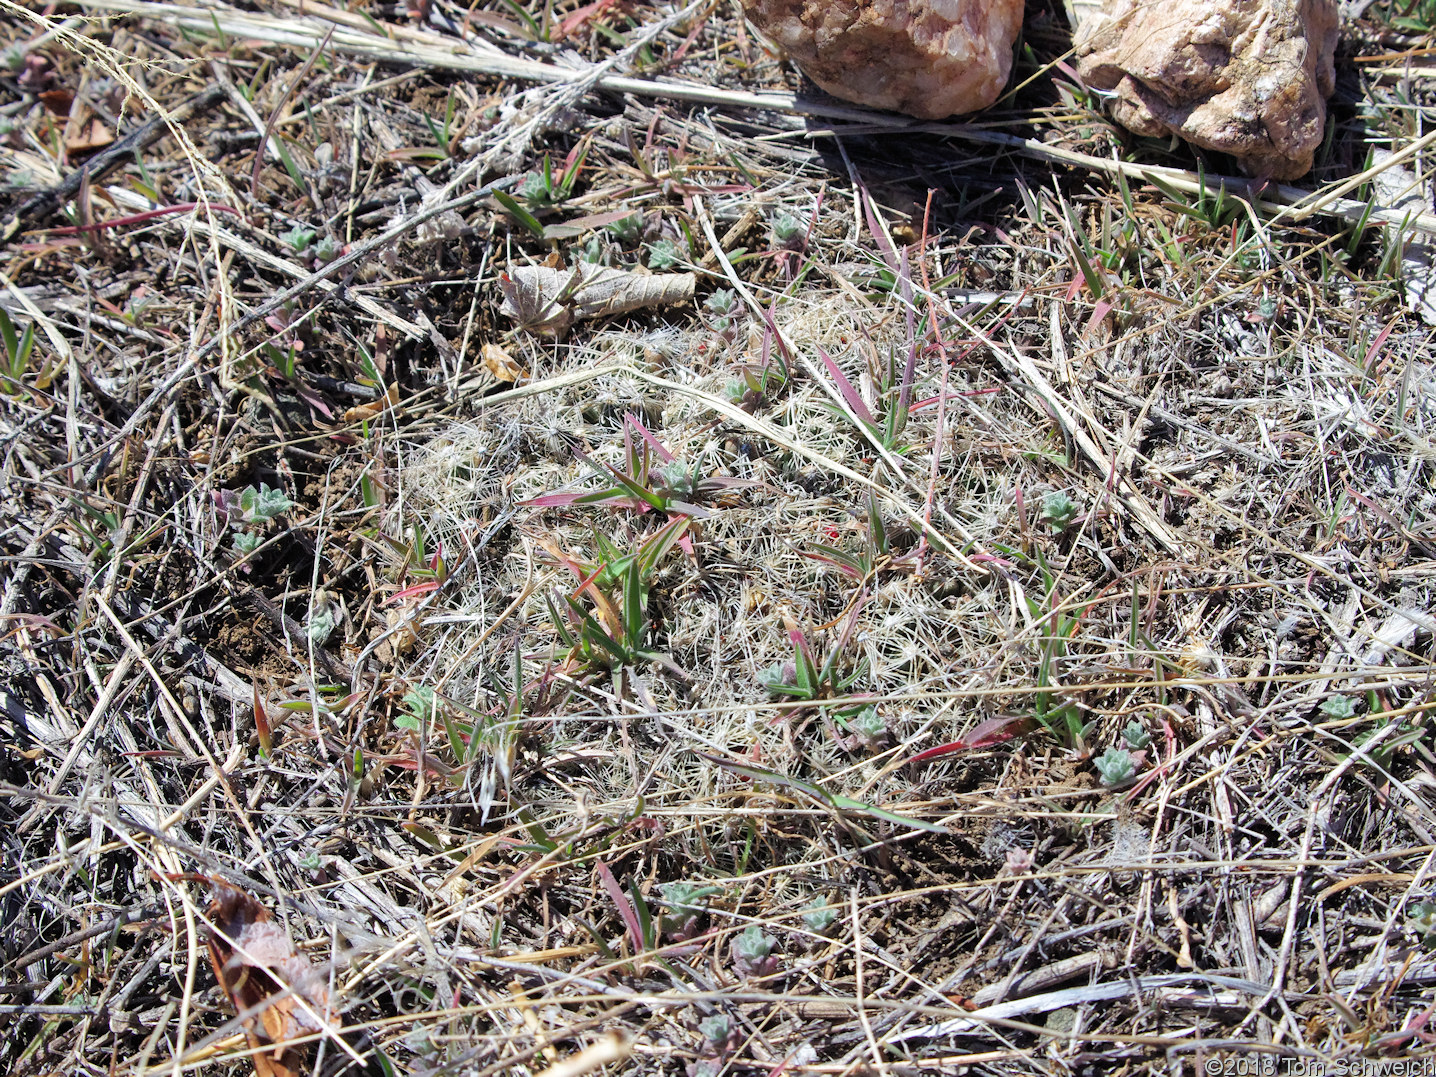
xmin=741 ymin=0 xmax=1025 ymax=119
xmin=1073 ymin=0 xmax=1339 ymax=179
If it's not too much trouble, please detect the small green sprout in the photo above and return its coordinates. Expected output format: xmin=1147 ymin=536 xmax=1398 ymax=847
xmin=840 ymin=705 xmax=887 ymax=751
xmin=232 ymin=531 xmax=263 ymax=557
xmin=578 ymin=235 xmax=606 ymax=264
xmin=800 ymin=896 xmax=837 ymax=934
xmin=1040 ymin=491 xmax=1080 ymax=530
xmin=306 ymin=604 xmax=336 ymax=647
xmin=759 ymin=629 xmax=864 ymax=707
xmin=313 ymin=236 xmax=342 ymax=264
xmin=1122 ymin=720 xmax=1152 ymax=750
xmin=1320 ymin=696 xmax=1357 ymax=720
xmin=396 ymin=685 xmax=438 ymax=731
xmin=730 ymin=924 xmax=780 ymax=978
xmin=703 ymin=288 xmax=738 ymax=317
xmin=299 ymin=849 xmax=322 ymax=872
xmin=1094 ymin=746 xmax=1136 ymax=786
xmin=238 ymin=483 xmax=294 ymax=525
xmin=703 ymin=288 xmax=740 ymax=337
xmin=280 ymin=224 xmax=316 ymax=253
xmin=659 ymin=881 xmax=719 ymax=941
xmin=516 ymin=150 xmax=586 ymax=209
xmin=646 ymin=238 xmax=681 ymax=270
xmin=770 ymin=211 xmax=804 ymax=248
xmin=519 ymin=171 xmax=552 ymax=205
xmin=607 ymin=213 xmax=643 ymax=246
xmin=1407 ymin=901 xmax=1436 ymax=948
xmin=0 ymin=306 xmax=37 ymax=395
xmin=697 ymin=1014 xmax=737 ymax=1055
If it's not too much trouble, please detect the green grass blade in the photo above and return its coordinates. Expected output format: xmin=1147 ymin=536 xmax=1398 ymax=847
xmin=493 ymin=190 xmax=546 ymax=239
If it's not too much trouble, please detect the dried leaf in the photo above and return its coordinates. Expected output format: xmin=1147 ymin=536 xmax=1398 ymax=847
xmin=65 ymin=117 xmax=114 ymax=156
xmin=343 ymin=382 xmax=399 ymax=424
xmin=205 ymin=880 xmax=334 ymax=1077
xmin=481 ymin=342 xmax=525 ymax=382
xmin=37 ymin=89 xmax=72 ymax=117
xmin=499 ymin=264 xmax=695 ymax=335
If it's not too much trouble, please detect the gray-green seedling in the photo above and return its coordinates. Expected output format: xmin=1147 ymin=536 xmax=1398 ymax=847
xmin=646 ymin=238 xmax=681 ymax=270
xmin=837 ymin=705 xmax=888 ymax=752
xmin=607 ymin=213 xmax=644 ymax=247
xmin=1040 ymin=491 xmax=1080 ymax=531
xmin=730 ymin=924 xmax=780 ymax=978
xmin=1407 ymin=901 xmax=1436 ymax=949
xmin=517 ymin=146 xmax=589 ymax=209
xmin=703 ymin=288 xmax=740 ymax=339
xmin=770 ymin=211 xmax=805 ymax=249
xmin=395 ymin=684 xmax=438 ymax=731
xmin=280 ymin=224 xmax=316 ymax=253
xmin=659 ymin=880 xmax=721 ymax=942
xmin=238 ymin=483 xmax=294 ymax=525
xmin=1094 ymin=746 xmax=1136 ymax=786
xmin=1122 ymin=720 xmax=1152 ymax=750
xmin=800 ymin=896 xmax=837 ymax=934
xmin=697 ymin=1013 xmax=739 ymax=1056
xmin=1320 ymin=695 xmax=1357 ymax=720
xmin=524 ymin=414 xmax=757 ymax=517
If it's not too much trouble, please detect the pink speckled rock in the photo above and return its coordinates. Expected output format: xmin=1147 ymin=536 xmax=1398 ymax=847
xmin=742 ymin=0 xmax=1025 ymax=119
xmin=1073 ymin=0 xmax=1339 ymax=180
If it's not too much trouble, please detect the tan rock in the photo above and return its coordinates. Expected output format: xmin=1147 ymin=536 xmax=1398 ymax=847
xmin=1073 ymin=0 xmax=1339 ymax=180
xmin=742 ymin=0 xmax=1025 ymax=119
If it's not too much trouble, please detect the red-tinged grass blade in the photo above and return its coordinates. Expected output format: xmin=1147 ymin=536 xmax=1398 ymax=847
xmin=801 ymin=544 xmax=864 ymax=580
xmin=760 ymin=298 xmax=791 ymax=363
xmin=859 ymin=187 xmax=899 ymax=272
xmin=573 ymin=446 xmax=667 ymax=511
xmin=815 ymin=347 xmax=876 ymax=425
xmin=596 ymin=861 xmax=644 ymax=953
xmin=697 ymin=752 xmax=948 ymax=833
xmin=570 ymin=562 xmax=606 ymax=601
xmin=522 ymin=490 xmax=604 ymax=508
xmin=788 ymin=628 xmax=814 ymax=662
xmin=390 ymin=579 xmax=440 ymax=603
xmin=386 ymin=753 xmax=455 ymax=779
xmin=1084 ymin=297 xmax=1114 ymax=337
xmin=625 ymin=413 xmax=674 ymax=462
xmin=1052 ymin=57 xmax=1087 ymax=88
xmin=46 ymin=201 xmax=243 ymax=236
xmin=1363 ymin=313 xmax=1400 ymax=372
xmin=910 ymin=388 xmax=1002 ymax=412
xmin=664 ymin=499 xmax=710 ymax=519
xmin=638 ymin=516 xmax=692 ymax=573
xmin=905 ymin=716 xmax=1027 ymax=765
xmin=253 ymin=684 xmax=271 ymax=758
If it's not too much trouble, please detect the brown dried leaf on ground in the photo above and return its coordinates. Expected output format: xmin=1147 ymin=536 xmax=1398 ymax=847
xmin=499 ymin=263 xmax=696 ymax=335
xmin=1073 ymin=0 xmax=1339 ymax=179
xmin=740 ymin=0 xmax=1024 ymax=118
xmin=481 ymin=341 xmax=526 ymax=382
xmin=204 ymin=880 xmax=334 ymax=1077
